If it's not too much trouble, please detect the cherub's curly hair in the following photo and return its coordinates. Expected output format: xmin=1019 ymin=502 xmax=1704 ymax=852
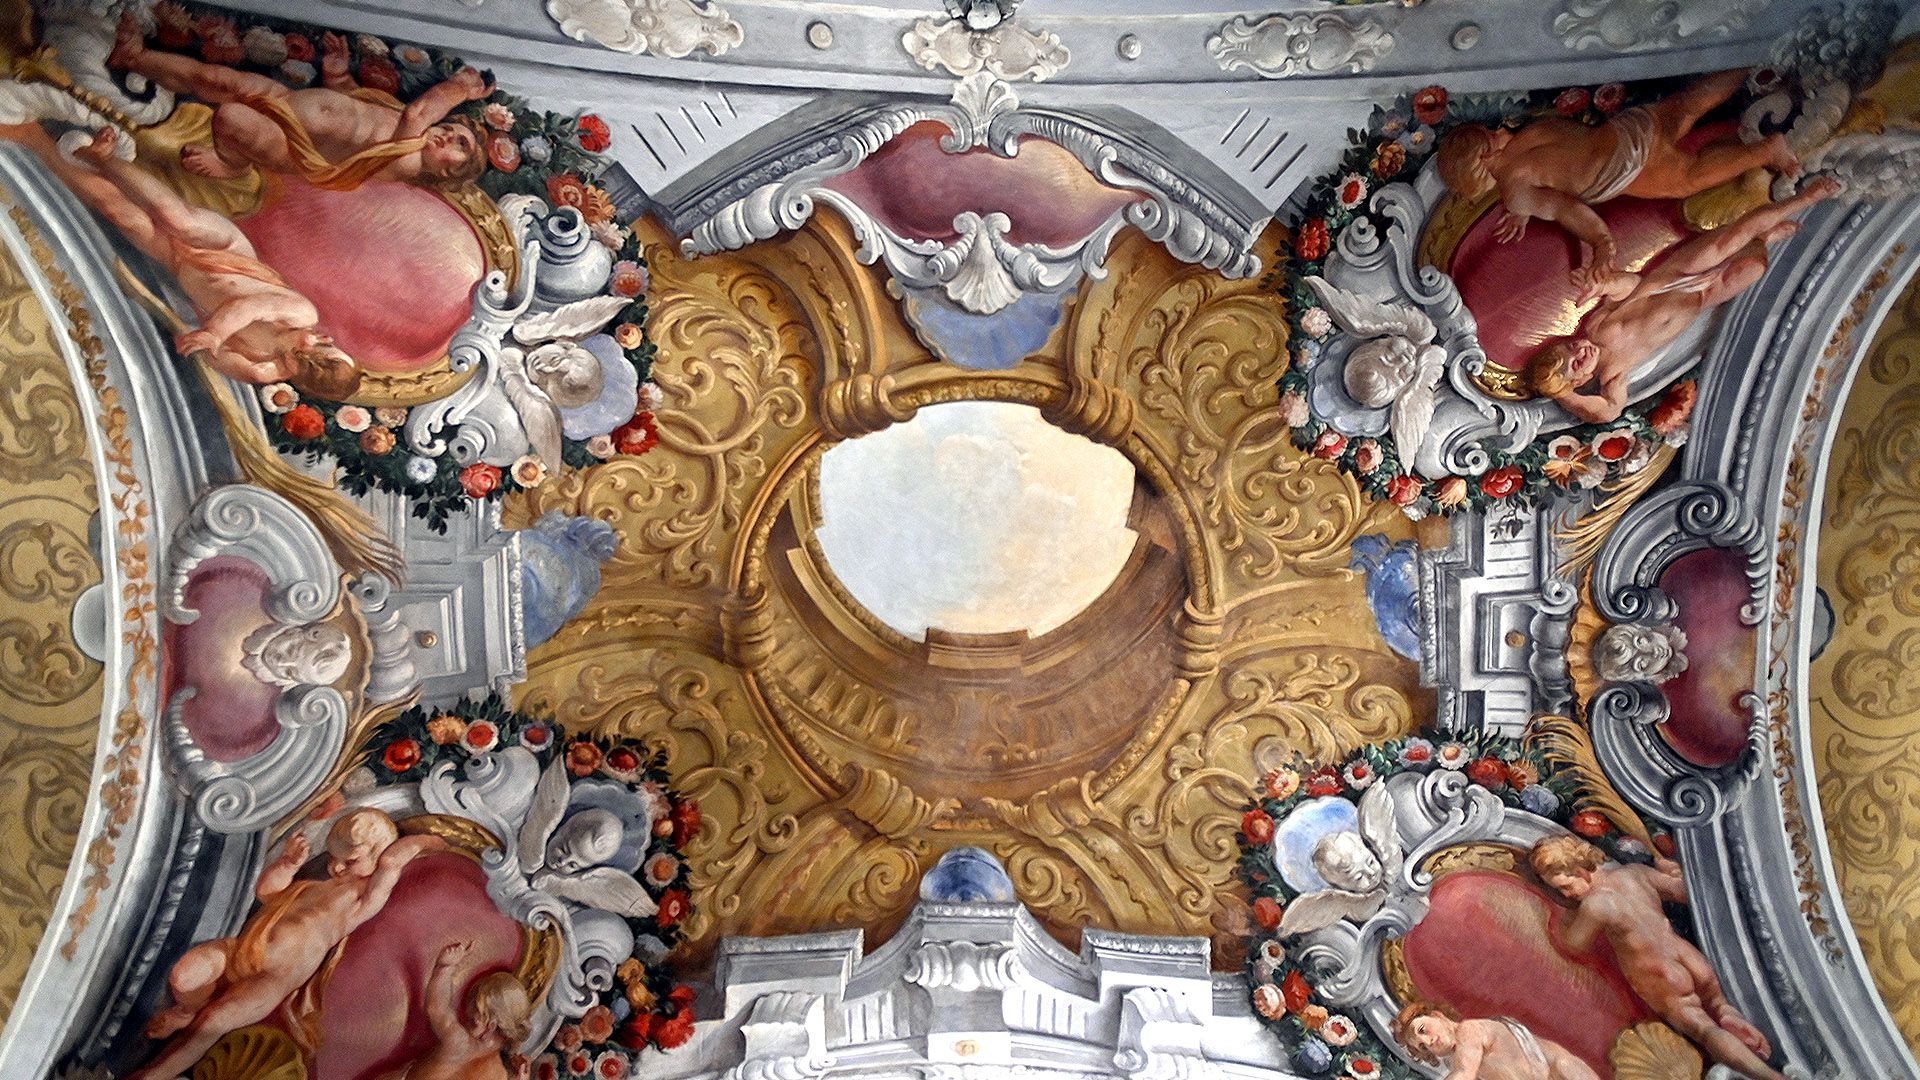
xmin=422 ymin=115 xmax=489 ymax=188
xmin=469 ymin=971 xmax=532 ymax=1043
xmin=1530 ymin=834 xmax=1606 ymax=880
xmin=1529 ymin=341 xmax=1578 ymax=400
xmin=1391 ymin=999 xmax=1462 ymax=1066
xmin=1435 ymin=124 xmax=1499 ymax=199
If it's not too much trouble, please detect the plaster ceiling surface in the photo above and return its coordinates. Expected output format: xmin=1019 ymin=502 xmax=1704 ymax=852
xmin=5 ymin=2 xmax=1920 ymax=1080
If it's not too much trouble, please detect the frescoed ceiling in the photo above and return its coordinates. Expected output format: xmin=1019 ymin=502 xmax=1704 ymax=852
xmin=1 ymin=3 xmax=1920 ymax=1080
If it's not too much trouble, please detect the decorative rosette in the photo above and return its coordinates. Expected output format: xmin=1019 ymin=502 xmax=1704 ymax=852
xmin=1279 ymin=81 xmax=1700 ymax=516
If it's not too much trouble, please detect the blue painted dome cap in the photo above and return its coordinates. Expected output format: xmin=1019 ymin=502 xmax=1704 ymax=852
xmin=920 ymin=846 xmax=1016 ymax=903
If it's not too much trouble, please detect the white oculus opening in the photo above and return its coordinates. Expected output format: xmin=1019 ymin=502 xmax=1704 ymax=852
xmin=815 ymin=401 xmax=1139 ymax=642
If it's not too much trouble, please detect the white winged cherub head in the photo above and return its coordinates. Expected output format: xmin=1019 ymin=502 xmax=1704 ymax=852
xmin=242 ymin=622 xmax=352 ymax=689
xmin=1278 ymin=783 xmax=1405 ymax=937
xmin=544 ymin=808 xmax=624 ymax=875
xmin=1302 ymin=276 xmax=1448 ymax=471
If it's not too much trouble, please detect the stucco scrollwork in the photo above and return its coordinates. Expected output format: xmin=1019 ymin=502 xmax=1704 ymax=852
xmin=1206 ymin=13 xmax=1394 ymax=79
xmin=546 ymin=0 xmax=742 ymax=58
xmin=1552 ymin=0 xmax=1769 ymax=53
xmin=902 ymin=15 xmax=1068 ymax=82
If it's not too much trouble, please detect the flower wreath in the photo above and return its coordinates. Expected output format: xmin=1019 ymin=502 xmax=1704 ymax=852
xmin=358 ymin=695 xmax=699 ymax=1072
xmin=137 ymin=4 xmax=663 ymax=532
xmin=1233 ymin=728 xmax=1671 ymax=1078
xmin=1279 ymin=81 xmax=1702 ymax=517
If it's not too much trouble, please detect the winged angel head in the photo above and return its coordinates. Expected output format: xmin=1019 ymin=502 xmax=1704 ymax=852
xmin=1303 ymin=276 xmax=1448 ymax=470
xmin=515 ymin=756 xmax=658 ymax=919
xmin=1279 ymin=783 xmax=1404 ymax=936
xmin=501 ymin=295 xmax=634 ymax=468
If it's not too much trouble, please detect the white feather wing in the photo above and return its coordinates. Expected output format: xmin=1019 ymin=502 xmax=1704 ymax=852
xmin=1387 ymin=344 xmax=1447 ymax=468
xmin=538 ymin=867 xmax=660 ymax=918
xmin=1357 ymin=782 xmax=1404 ymax=885
xmin=1303 ymin=275 xmax=1437 ymax=345
xmin=500 ymin=352 xmax=565 ymax=467
xmin=1277 ymin=887 xmax=1386 ymax=937
xmin=517 ymin=757 xmax=572 ymax=875
xmin=510 ymin=295 xmax=632 ymax=345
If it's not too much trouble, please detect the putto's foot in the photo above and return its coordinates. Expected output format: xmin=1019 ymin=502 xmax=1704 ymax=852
xmin=180 ymin=144 xmax=244 ymax=179
xmin=107 ymin=12 xmax=144 ymax=70
xmin=72 ymin=127 xmax=118 ymax=165
xmin=1765 ymin=134 xmax=1802 ymax=180
xmin=1802 ymin=176 xmax=1843 ymax=201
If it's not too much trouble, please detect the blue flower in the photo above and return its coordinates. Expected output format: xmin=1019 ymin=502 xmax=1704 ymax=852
xmin=1293 ymin=1036 xmax=1334 ymax=1073
xmin=520 ymin=135 xmax=553 ymax=166
xmin=1520 ymin=784 xmax=1561 ymax=816
xmin=404 ymin=455 xmax=438 ymax=483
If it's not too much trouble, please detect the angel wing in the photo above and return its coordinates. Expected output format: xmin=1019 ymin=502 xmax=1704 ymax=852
xmin=1303 ymin=276 xmax=1437 ymax=346
xmin=510 ymin=294 xmax=633 ymax=346
xmin=517 ymin=756 xmax=572 ymax=876
xmin=500 ymin=350 xmax=565 ymax=467
xmin=1357 ymin=782 xmax=1403 ymax=887
xmin=1386 ymin=343 xmax=1447 ymax=469
xmin=536 ymin=866 xmax=660 ymax=919
xmin=1277 ymin=886 xmax=1387 ymax=937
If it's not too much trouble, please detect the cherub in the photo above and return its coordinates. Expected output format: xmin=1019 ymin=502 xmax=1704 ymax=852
xmin=1277 ymin=783 xmax=1403 ymax=936
xmin=1530 ymin=178 xmax=1841 ymax=423
xmin=1392 ymin=1001 xmax=1600 ymax=1080
xmin=374 ymin=940 xmax=532 ymax=1080
xmin=516 ymin=758 xmax=658 ymax=918
xmin=1436 ymin=70 xmax=1802 ymax=270
xmin=1531 ymin=836 xmax=1788 ymax=1080
xmin=1302 ymin=276 xmax=1447 ymax=468
xmin=39 ymin=126 xmax=360 ymax=397
xmin=130 ymin=808 xmax=448 ymax=1080
xmin=107 ymin=16 xmax=490 ymax=190
xmin=241 ymin=621 xmax=353 ymax=689
xmin=501 ymin=294 xmax=633 ymax=467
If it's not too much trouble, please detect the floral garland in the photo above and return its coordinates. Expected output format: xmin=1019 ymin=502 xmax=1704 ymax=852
xmin=1279 ymin=82 xmax=1701 ymax=517
xmin=1233 ymin=729 xmax=1671 ymax=1078
xmin=357 ymin=696 xmax=700 ymax=1075
xmin=136 ymin=4 xmax=661 ymax=531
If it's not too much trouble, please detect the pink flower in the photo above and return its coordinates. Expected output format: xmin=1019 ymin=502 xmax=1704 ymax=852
xmin=645 ymin=851 xmax=680 ymax=887
xmin=1321 ymin=1014 xmax=1358 ymax=1047
xmin=483 ymin=102 xmax=515 ymax=130
xmin=486 ymin=132 xmax=521 ymax=173
xmin=1436 ymin=742 xmax=1469 ymax=769
xmin=1386 ymin=473 xmax=1421 ymax=506
xmin=1253 ymin=983 xmax=1286 ymax=1020
xmin=334 ymin=404 xmax=371 ymax=433
xmin=1591 ymin=430 xmax=1635 ymax=462
xmin=1312 ymin=430 xmax=1348 ymax=459
xmin=1352 ymin=439 xmax=1382 ymax=475
xmin=1593 ymin=83 xmax=1627 ymax=114
xmin=610 ymin=261 xmax=648 ymax=298
xmin=1555 ymin=87 xmax=1592 ymax=117
xmin=260 ymin=382 xmax=299 ymax=414
xmin=586 ymin=434 xmax=616 ymax=458
xmin=1279 ymin=389 xmax=1309 ymax=427
xmin=1341 ymin=761 xmax=1376 ymax=790
xmin=1432 ymin=476 xmax=1468 ymax=508
xmin=463 ymin=720 xmax=500 ymax=754
xmin=511 ymin=455 xmax=548 ymax=488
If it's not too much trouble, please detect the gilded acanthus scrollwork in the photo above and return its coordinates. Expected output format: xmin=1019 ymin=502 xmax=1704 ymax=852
xmin=1810 ymin=268 xmax=1920 ymax=1047
xmin=0 ymin=231 xmax=104 ymax=1021
xmin=509 ymin=217 xmax=1428 ymax=964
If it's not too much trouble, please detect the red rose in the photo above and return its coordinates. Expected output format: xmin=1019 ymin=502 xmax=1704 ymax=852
xmin=606 ymin=746 xmax=641 ymax=773
xmin=1478 ymin=465 xmax=1523 ymax=499
xmin=1304 ymin=766 xmax=1344 ymax=797
xmin=284 ymin=33 xmax=315 ymax=61
xmin=614 ymin=1015 xmax=654 ymax=1050
xmin=547 ymin=173 xmax=590 ymax=212
xmin=577 ymin=113 xmax=612 ymax=152
xmin=1295 ymin=218 xmax=1330 ymax=263
xmin=458 ymin=462 xmax=502 ymax=499
xmin=1555 ymin=87 xmax=1591 ymax=117
xmin=1647 ymin=380 xmax=1697 ymax=435
xmin=1652 ymin=832 xmax=1677 ymax=857
xmin=656 ymin=888 xmax=690 ymax=928
xmin=566 ymin=741 xmax=604 ymax=777
xmin=613 ymin=412 xmax=658 ymax=456
xmin=1592 ymin=431 xmax=1635 ymax=461
xmin=357 ymin=55 xmax=401 ymax=94
xmin=1281 ymin=970 xmax=1312 ymax=1012
xmin=1242 ymin=808 xmax=1275 ymax=845
xmin=671 ymin=799 xmax=702 ymax=845
xmin=1466 ymin=757 xmax=1509 ymax=788
xmin=486 ymin=131 xmax=521 ymax=172
xmin=1593 ymin=82 xmax=1627 ymax=114
xmin=1348 ymin=1057 xmax=1379 ymax=1078
xmin=1252 ymin=895 xmax=1284 ymax=931
xmin=1386 ymin=473 xmax=1422 ymax=506
xmin=1570 ymin=809 xmax=1611 ymax=838
xmin=1411 ymin=85 xmax=1449 ymax=126
xmin=281 ymin=404 xmax=325 ymax=440
xmin=1312 ymin=430 xmax=1348 ymax=460
xmin=200 ymin=33 xmax=244 ymax=66
xmin=652 ymin=1008 xmax=695 ymax=1049
xmin=383 ymin=737 xmax=421 ymax=773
